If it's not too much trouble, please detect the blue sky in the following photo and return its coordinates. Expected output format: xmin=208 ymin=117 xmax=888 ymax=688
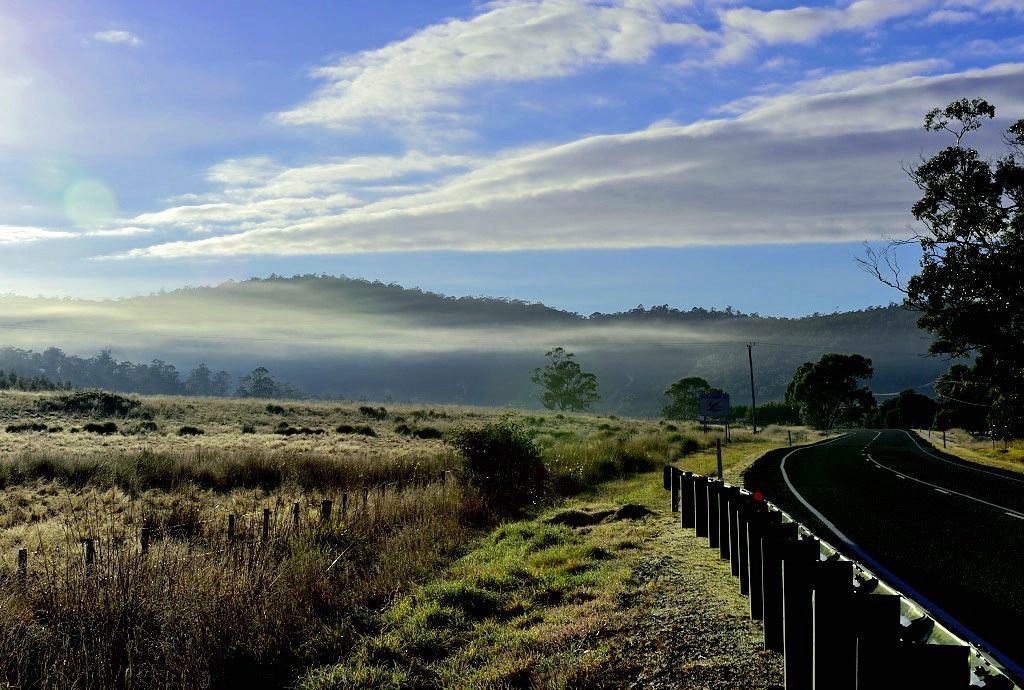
xmin=2 ymin=0 xmax=1023 ymax=317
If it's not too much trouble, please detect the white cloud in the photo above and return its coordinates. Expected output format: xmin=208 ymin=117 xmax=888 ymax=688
xmin=93 ymin=30 xmax=143 ymax=46
xmin=275 ymin=0 xmax=707 ymax=131
xmin=946 ymin=0 xmax=1024 ymax=13
xmin=108 ymin=64 xmax=1024 ymax=261
xmin=925 ymin=9 xmax=977 ymax=22
xmin=0 ymin=226 xmax=76 ymax=244
xmin=960 ymin=36 xmax=1024 ymax=55
xmin=83 ymin=227 xmax=154 ymax=238
xmin=713 ymin=0 xmax=936 ymax=63
xmin=121 ymin=152 xmax=480 ymax=233
xmin=717 ymin=59 xmax=951 ymax=114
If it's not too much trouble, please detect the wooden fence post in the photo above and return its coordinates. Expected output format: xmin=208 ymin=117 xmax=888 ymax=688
xmin=321 ymin=499 xmax=333 ymax=522
xmin=17 ymin=548 xmax=27 ymax=581
xmin=84 ymin=538 xmax=95 ymax=567
xmin=262 ymin=508 xmax=271 ymax=541
xmin=292 ymin=502 xmax=300 ymax=530
xmin=141 ymin=527 xmax=151 ymax=554
xmin=227 ymin=514 xmax=235 ymax=541
xmin=342 ymin=493 xmax=348 ymax=519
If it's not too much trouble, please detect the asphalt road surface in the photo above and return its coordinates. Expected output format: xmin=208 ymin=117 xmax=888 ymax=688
xmin=744 ymin=429 xmax=1024 ymax=680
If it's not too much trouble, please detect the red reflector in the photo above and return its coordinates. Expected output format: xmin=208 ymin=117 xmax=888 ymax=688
xmin=753 ymin=491 xmax=764 ymax=501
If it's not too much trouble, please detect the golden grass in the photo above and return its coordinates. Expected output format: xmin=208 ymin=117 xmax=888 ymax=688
xmin=0 ymin=390 xmax=796 ymax=688
xmin=913 ymin=427 xmax=1024 ymax=474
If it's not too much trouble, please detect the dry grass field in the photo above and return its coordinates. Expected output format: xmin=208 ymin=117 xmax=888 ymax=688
xmin=913 ymin=427 xmax=1024 ymax=474
xmin=0 ymin=389 xmax=797 ymax=689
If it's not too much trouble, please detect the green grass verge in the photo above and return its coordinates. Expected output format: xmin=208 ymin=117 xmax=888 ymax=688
xmin=296 ymin=481 xmax=663 ymax=690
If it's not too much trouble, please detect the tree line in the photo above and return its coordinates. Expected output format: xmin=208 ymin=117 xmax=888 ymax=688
xmin=0 ymin=347 xmax=308 ymax=400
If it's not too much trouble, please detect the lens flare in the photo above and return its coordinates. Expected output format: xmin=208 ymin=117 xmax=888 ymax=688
xmin=64 ymin=178 xmax=117 ymax=228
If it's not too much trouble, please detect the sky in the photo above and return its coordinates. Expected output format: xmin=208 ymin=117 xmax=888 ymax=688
xmin=2 ymin=0 xmax=1024 ymax=318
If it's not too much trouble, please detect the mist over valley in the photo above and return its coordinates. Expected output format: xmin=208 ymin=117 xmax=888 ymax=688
xmin=0 ymin=275 xmax=942 ymax=416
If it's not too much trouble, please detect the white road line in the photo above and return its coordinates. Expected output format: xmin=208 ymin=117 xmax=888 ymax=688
xmin=866 ymin=454 xmax=1024 ymax=520
xmin=935 ymin=489 xmax=950 ymax=495
xmin=899 ymin=430 xmax=1024 ymax=484
xmin=780 ymin=433 xmax=1024 ymax=684
xmin=779 ymin=434 xmax=860 ymax=551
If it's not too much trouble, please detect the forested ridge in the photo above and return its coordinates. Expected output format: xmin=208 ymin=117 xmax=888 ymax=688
xmin=0 ymin=276 xmax=939 ymax=415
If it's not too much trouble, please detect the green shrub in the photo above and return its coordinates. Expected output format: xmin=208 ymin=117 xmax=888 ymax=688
xmin=359 ymin=405 xmax=388 ymax=420
xmin=336 ymin=424 xmax=376 ymax=436
xmin=265 ymin=403 xmax=286 ymax=414
xmin=668 ymin=432 xmax=701 ymax=454
xmin=83 ymin=421 xmax=118 ymax=435
xmin=445 ymin=417 xmax=548 ymax=517
xmin=36 ymin=389 xmax=140 ymax=417
xmin=275 ymin=422 xmax=324 ymax=436
xmin=177 ymin=425 xmax=204 ymax=436
xmin=5 ymin=422 xmax=50 ymax=433
xmin=394 ymin=424 xmax=444 ymax=439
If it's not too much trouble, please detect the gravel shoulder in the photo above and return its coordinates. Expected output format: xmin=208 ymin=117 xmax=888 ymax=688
xmin=569 ymin=478 xmax=783 ymax=690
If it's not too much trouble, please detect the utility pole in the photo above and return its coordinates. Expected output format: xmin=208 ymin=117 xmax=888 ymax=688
xmin=747 ymin=343 xmax=757 ymax=434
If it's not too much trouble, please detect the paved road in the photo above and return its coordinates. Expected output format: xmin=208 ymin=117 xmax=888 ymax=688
xmin=744 ymin=429 xmax=1024 ymax=679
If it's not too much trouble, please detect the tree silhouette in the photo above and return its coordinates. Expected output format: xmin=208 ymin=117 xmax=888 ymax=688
xmin=530 ymin=347 xmax=600 ymax=412
xmin=661 ymin=376 xmax=715 ymax=420
xmin=785 ymin=353 xmax=874 ymax=430
xmin=863 ymin=98 xmax=1024 ymax=438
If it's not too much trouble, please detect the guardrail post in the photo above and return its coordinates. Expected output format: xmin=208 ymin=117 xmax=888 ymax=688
xmin=812 ymin=560 xmax=855 ymax=690
xmin=782 ymin=537 xmax=820 ymax=690
xmin=759 ymin=523 xmax=800 ymax=636
xmin=729 ymin=491 xmax=751 ymax=578
xmin=693 ymin=476 xmax=709 ymax=538
xmin=670 ymin=467 xmax=680 ymax=512
xmin=663 ymin=465 xmax=672 ymax=491
xmin=740 ymin=500 xmax=772 ymax=596
xmin=707 ymin=479 xmax=722 ymax=549
xmin=678 ymin=471 xmax=695 ymax=529
xmin=854 ymin=593 xmax=901 ymax=689
xmin=718 ymin=486 xmax=738 ymax=560
xmin=748 ymin=515 xmax=788 ymax=620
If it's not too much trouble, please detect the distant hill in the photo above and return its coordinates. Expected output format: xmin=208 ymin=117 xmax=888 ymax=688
xmin=0 ymin=275 xmax=948 ymax=416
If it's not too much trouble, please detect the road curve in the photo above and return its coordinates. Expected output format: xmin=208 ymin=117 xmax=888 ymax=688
xmin=744 ymin=429 xmax=1024 ymax=679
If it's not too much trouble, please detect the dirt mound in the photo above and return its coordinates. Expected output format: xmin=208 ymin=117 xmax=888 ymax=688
xmin=612 ymin=504 xmax=654 ymax=521
xmin=546 ymin=508 xmax=615 ymax=527
xmin=547 ymin=504 xmax=653 ymax=527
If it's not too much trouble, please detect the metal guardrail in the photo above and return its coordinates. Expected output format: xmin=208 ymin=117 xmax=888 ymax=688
xmin=663 ymin=465 xmax=1022 ymax=690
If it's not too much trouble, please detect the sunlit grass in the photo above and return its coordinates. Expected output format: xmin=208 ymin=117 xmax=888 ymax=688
xmin=914 ymin=427 xmax=1024 ymax=474
xmin=0 ymin=389 xmax=796 ymax=688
